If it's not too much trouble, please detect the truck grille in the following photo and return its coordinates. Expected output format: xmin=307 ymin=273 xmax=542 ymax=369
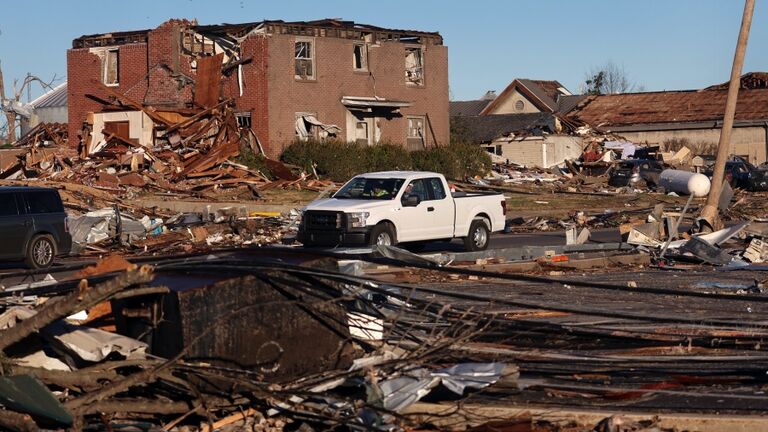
xmin=305 ymin=211 xmax=343 ymax=230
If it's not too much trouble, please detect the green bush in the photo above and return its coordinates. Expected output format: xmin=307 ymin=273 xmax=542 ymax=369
xmin=281 ymin=138 xmax=490 ymax=182
xmin=234 ymin=143 xmax=272 ymax=179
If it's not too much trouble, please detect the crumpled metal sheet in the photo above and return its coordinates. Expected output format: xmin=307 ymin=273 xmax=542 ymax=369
xmin=0 ymin=307 xmax=147 ymax=364
xmin=378 ymin=362 xmax=507 ymax=412
xmin=0 ymin=375 xmax=73 ymax=426
xmin=45 ymin=320 xmax=147 ymax=363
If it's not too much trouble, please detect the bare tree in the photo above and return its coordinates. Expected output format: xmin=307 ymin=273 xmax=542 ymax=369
xmin=581 ymin=61 xmax=640 ymax=95
xmin=0 ymin=60 xmax=58 ymax=144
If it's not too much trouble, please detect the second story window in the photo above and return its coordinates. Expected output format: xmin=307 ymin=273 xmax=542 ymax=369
xmin=90 ymin=47 xmax=119 ymax=86
xmin=104 ymin=49 xmax=119 ymax=85
xmin=353 ymin=44 xmax=368 ymax=71
xmin=295 ymin=39 xmax=315 ymax=80
xmin=405 ymin=46 xmax=423 ymax=86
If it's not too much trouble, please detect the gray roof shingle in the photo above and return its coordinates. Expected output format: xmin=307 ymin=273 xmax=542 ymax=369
xmin=449 ymin=99 xmax=492 ymax=117
xmin=452 ymin=112 xmax=556 ymax=143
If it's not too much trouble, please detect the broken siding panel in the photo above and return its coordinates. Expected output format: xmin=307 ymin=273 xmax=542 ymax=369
xmin=496 ymin=139 xmax=545 ymax=167
xmin=194 ymin=53 xmax=224 ymax=108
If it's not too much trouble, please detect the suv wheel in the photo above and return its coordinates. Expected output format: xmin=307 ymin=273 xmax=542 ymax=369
xmin=25 ymin=235 xmax=56 ymax=269
xmin=464 ymin=219 xmax=490 ymax=251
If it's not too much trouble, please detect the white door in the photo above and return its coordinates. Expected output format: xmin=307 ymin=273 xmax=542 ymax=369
xmin=424 ymin=177 xmax=454 ymax=239
xmin=396 ymin=179 xmax=431 ymax=242
xmin=396 ymin=178 xmax=454 ymax=242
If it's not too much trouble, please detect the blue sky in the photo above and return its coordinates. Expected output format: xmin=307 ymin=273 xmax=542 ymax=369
xmin=1 ymin=0 xmax=766 ymax=101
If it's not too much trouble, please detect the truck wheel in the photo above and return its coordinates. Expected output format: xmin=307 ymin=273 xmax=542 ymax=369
xmin=370 ymin=223 xmax=396 ymax=246
xmin=464 ymin=219 xmax=490 ymax=251
xmin=25 ymin=234 xmax=56 ymax=269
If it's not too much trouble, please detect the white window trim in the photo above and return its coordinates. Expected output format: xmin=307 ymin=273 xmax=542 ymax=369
xmin=353 ymin=43 xmax=368 ymax=72
xmin=294 ymin=37 xmax=316 ymax=81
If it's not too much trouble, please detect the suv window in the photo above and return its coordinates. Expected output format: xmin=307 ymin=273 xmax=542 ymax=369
xmin=426 ymin=178 xmax=447 ymax=200
xmin=25 ymin=191 xmax=63 ymax=214
xmin=0 ymin=193 xmax=19 ymax=216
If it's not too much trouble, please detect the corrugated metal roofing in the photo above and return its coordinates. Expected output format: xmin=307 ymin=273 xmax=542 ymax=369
xmin=30 ymin=82 xmax=67 ymax=109
xmin=568 ymin=88 xmax=768 ymax=127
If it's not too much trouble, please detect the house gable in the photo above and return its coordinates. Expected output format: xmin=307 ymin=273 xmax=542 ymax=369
xmin=480 ymin=79 xmax=566 ymax=115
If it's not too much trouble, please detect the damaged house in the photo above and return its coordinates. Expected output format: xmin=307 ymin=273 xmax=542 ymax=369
xmin=450 ymin=79 xmax=585 ymax=167
xmin=567 ymin=72 xmax=768 ymax=164
xmin=67 ymin=18 xmax=449 ymax=158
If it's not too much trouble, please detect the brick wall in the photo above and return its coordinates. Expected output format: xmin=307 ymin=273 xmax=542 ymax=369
xmin=67 ymin=42 xmax=148 ymax=145
xmin=266 ymin=34 xmax=449 ymax=157
xmin=145 ymin=20 xmax=194 ymax=107
xmin=225 ymin=34 xmax=270 ymax=155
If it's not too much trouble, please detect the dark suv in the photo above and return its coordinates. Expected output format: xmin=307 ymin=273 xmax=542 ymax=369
xmin=608 ymin=159 xmax=666 ymax=188
xmin=0 ymin=187 xmax=72 ymax=268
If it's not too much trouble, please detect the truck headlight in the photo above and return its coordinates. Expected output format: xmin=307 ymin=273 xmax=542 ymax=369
xmin=348 ymin=212 xmax=370 ymax=228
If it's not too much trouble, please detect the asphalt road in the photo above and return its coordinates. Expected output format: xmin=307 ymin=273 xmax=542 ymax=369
xmin=0 ymin=228 xmax=623 ymax=287
xmin=420 ymin=227 xmax=622 ymax=253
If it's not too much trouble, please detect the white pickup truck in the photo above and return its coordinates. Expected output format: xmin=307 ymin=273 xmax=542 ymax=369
xmin=298 ymin=171 xmax=507 ymax=251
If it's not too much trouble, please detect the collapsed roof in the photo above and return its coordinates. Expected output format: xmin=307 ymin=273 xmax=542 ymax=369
xmin=454 ymin=112 xmax=556 ymax=143
xmin=568 ymin=87 xmax=768 ymax=130
xmin=73 ymin=18 xmax=443 ymax=49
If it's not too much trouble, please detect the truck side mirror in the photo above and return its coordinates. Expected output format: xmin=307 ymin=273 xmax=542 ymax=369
xmin=403 ymin=195 xmax=420 ymax=207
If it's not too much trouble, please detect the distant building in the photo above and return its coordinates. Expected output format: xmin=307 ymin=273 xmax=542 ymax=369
xmin=19 ymin=82 xmax=68 ymax=136
xmin=67 ymin=19 xmax=449 ymax=158
xmin=567 ymin=72 xmax=768 ymax=164
xmin=450 ymin=79 xmax=584 ymax=168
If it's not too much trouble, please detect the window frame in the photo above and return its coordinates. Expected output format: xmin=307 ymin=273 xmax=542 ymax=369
xmin=404 ymin=45 xmax=425 ymax=86
xmin=294 ymin=38 xmax=316 ymax=81
xmin=407 ymin=116 xmax=426 ymax=150
xmin=104 ymin=48 xmax=119 ymax=86
xmin=0 ymin=192 xmax=20 ymax=217
xmin=23 ymin=191 xmax=63 ymax=214
xmin=426 ymin=177 xmax=447 ymax=200
xmin=353 ymin=43 xmax=368 ymax=72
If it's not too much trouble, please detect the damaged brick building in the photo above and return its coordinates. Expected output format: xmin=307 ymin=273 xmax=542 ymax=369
xmin=67 ymin=18 xmax=449 ymax=159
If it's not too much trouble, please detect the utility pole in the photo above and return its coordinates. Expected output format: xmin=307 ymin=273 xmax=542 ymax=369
xmin=698 ymin=0 xmax=755 ymax=230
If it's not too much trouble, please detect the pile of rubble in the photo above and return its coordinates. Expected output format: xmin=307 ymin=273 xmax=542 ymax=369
xmin=0 ymin=247 xmax=762 ymax=431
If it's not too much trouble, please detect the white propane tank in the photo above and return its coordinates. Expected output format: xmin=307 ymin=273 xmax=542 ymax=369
xmin=659 ymin=169 xmax=711 ymax=197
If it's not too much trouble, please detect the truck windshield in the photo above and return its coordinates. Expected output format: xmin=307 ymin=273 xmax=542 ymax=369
xmin=333 ymin=177 xmax=405 ymax=200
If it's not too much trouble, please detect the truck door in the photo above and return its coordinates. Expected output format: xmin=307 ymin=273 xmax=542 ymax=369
xmin=397 ymin=179 xmax=431 ymax=242
xmin=425 ymin=177 xmax=454 ymax=239
xmin=0 ymin=192 xmax=30 ymax=259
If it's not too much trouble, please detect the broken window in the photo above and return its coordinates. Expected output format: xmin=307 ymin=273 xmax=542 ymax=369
xmin=407 ymin=116 xmax=425 ymax=150
xmin=90 ymin=47 xmax=120 ymax=86
xmin=235 ymin=112 xmax=252 ymax=129
xmin=355 ymin=121 xmax=369 ymax=145
xmin=295 ymin=40 xmax=315 ymax=80
xmin=405 ymin=46 xmax=424 ymax=86
xmin=353 ymin=44 xmax=368 ymax=71
xmin=295 ymin=113 xmax=340 ymax=141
